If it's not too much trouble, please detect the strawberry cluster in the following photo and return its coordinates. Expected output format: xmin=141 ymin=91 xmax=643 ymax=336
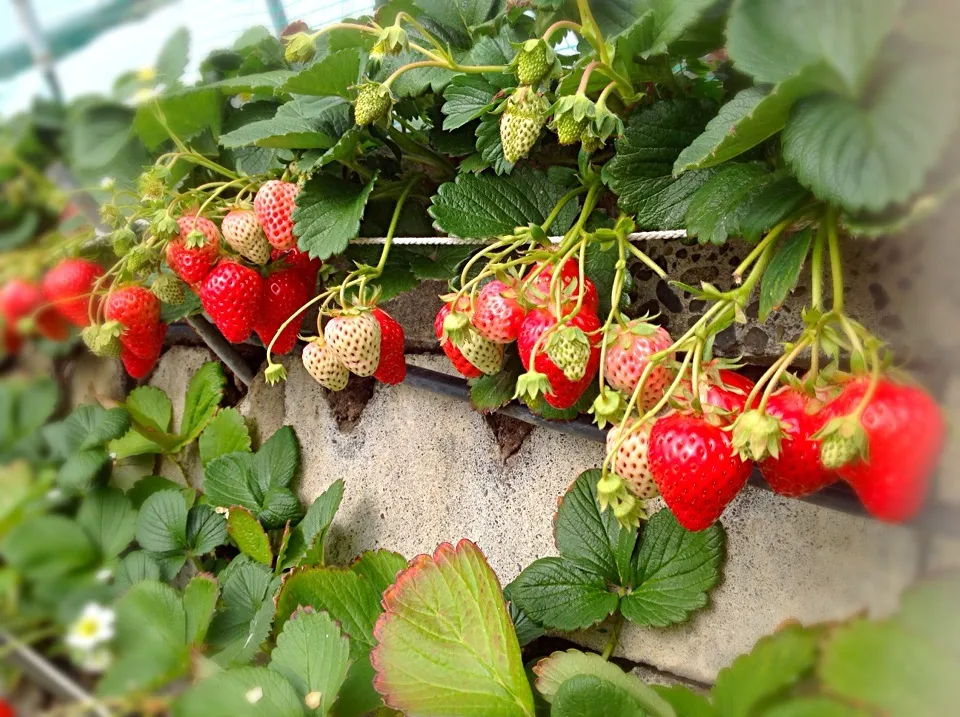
xmin=160 ymin=181 xmax=317 ymax=357
xmin=436 ymin=258 xmax=605 ymax=410
xmin=301 ymin=307 xmax=406 ymax=390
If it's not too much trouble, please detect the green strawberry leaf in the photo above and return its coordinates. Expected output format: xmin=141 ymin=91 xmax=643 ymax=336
xmin=219 ymin=96 xmax=352 ymax=150
xmin=533 ymin=649 xmax=675 ymax=716
xmin=651 ymin=685 xmax=715 ymax=717
xmin=726 ymin=0 xmax=902 ymax=93
xmin=186 ymin=504 xmax=227 ymax=555
xmin=281 ymin=48 xmax=364 ymax=98
xmin=555 ymin=469 xmax=637 ymax=587
xmin=199 ymin=408 xmax=252 ymax=465
xmin=469 ymin=354 xmax=523 ymax=413
xmin=134 ymin=90 xmax=222 ymax=150
xmin=820 ymin=618 xmax=960 ymax=717
xmin=0 ymin=515 xmax=99 ymax=584
xmin=208 ymin=559 xmax=277 ymax=666
xmin=227 ymin=506 xmax=273 ymax=566
xmin=125 ymin=386 xmax=173 ymax=433
xmin=429 ymin=166 xmax=580 ymax=238
xmin=136 ymin=490 xmax=188 ymax=554
xmin=507 ymin=557 xmax=619 ymax=631
xmin=173 ymin=666 xmax=304 ymax=717
xmin=350 ymin=550 xmax=407 ymax=599
xmin=782 ymin=61 xmax=960 ymax=213
xmin=685 ymin=163 xmax=773 ymax=245
xmin=180 ymin=362 xmax=226 ymax=442
xmin=442 ymin=76 xmax=499 ymax=131
xmin=673 ymin=66 xmax=838 ymax=174
xmin=113 ymin=550 xmax=162 ymax=591
xmin=270 ymin=610 xmax=352 ymax=715
xmin=735 ymin=175 xmax=810 ymax=243
xmin=620 ymin=508 xmax=724 ymax=628
xmin=76 ymin=487 xmax=137 ymax=560
xmin=275 ymin=566 xmax=382 ymax=648
xmin=156 ymin=27 xmax=190 ymax=86
xmin=183 ymin=573 xmax=219 ymax=646
xmin=280 ymin=479 xmax=344 ymax=570
xmin=551 ymin=675 xmax=646 ymax=717
xmin=44 ymin=404 xmax=132 ymax=456
xmin=370 ymin=540 xmax=535 ymax=717
xmin=603 ymin=0 xmax=718 ymax=58
xmin=759 ymin=227 xmax=813 ymax=321
xmin=711 ymin=623 xmax=820 ymax=717
xmin=251 ymin=425 xmax=300 ymax=492
xmin=99 ymin=581 xmax=190 ymax=697
xmin=294 ymin=172 xmax=378 ymax=260
xmin=602 ymin=100 xmax=718 ymax=229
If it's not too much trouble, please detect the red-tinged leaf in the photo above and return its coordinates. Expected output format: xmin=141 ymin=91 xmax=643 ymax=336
xmin=370 ymin=540 xmax=536 ymax=717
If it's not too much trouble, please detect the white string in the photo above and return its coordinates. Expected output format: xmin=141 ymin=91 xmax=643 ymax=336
xmin=348 ymin=230 xmax=688 ymax=245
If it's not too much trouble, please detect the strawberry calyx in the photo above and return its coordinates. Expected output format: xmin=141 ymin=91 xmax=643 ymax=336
xmin=730 ymin=408 xmax=789 ymax=462
xmin=814 ymin=415 xmax=869 ymax=469
xmin=513 ymin=367 xmax=551 ymax=402
xmin=265 ymin=362 xmax=288 ymax=385
xmin=589 ymin=386 xmax=625 ymax=429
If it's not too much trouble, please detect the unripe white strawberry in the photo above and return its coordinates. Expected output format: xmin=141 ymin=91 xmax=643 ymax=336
xmin=302 ymin=337 xmax=349 ymax=391
xmin=606 ymin=421 xmax=658 ymax=500
xmin=324 ymin=311 xmax=381 ymax=377
xmin=222 ymin=209 xmax=271 ymax=265
xmin=456 ymin=327 xmax=504 ymax=375
xmin=604 ymin=320 xmax=674 ymax=411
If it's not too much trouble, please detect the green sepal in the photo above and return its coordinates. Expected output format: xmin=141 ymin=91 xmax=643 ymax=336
xmin=514 ymin=368 xmax=551 ymax=402
xmin=284 ymin=32 xmax=317 ymax=64
xmin=589 ymin=387 xmax=625 ymax=429
xmin=730 ymin=409 xmax=787 ymax=462
xmin=265 ymin=363 xmax=288 ymax=385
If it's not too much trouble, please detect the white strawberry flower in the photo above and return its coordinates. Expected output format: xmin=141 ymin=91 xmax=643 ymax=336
xmin=66 ymin=603 xmax=116 ymax=651
xmin=99 ymin=177 xmax=115 ymax=191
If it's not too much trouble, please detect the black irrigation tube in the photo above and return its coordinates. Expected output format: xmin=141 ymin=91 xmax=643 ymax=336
xmin=186 ymin=331 xmax=960 ymax=537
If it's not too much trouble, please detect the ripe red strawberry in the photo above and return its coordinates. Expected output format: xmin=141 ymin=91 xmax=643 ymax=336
xmin=166 ymin=215 xmax=221 ymax=285
xmin=222 ymin=209 xmax=271 ymax=265
xmin=120 ymin=323 xmax=167 ymax=379
xmin=104 ymin=285 xmax=162 ymax=359
xmin=678 ymin=368 xmax=757 ymax=420
xmin=271 ymin=247 xmax=321 ymax=291
xmin=0 ymin=279 xmax=69 ymax=341
xmin=472 ymin=279 xmax=527 ymax=344
xmin=435 ymin=301 xmax=482 ymax=378
xmin=524 ymin=259 xmax=599 ymax=314
xmin=254 ymin=180 xmax=300 ymax=250
xmin=758 ymin=387 xmax=836 ymax=498
xmin=324 ymin=311 xmax=381 ymax=377
xmin=42 ymin=258 xmax=104 ymax=327
xmin=606 ymin=420 xmax=658 ymax=500
xmin=372 ymin=308 xmax=406 ymax=385
xmin=604 ymin=320 xmax=674 ymax=410
xmin=200 ymin=261 xmax=264 ymax=343
xmin=254 ymin=268 xmax=307 ymax=355
xmin=820 ymin=378 xmax=944 ymax=522
xmin=2 ymin=324 xmax=22 ymax=355
xmin=649 ymin=411 xmax=753 ymax=530
xmin=517 ymin=306 xmax=601 ymax=409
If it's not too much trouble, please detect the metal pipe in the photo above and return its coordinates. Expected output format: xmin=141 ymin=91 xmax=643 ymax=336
xmin=0 ymin=631 xmax=110 ymax=716
xmin=11 ymin=0 xmax=64 ymax=104
xmin=185 ymin=315 xmax=257 ymax=386
xmin=264 ymin=0 xmax=290 ymax=36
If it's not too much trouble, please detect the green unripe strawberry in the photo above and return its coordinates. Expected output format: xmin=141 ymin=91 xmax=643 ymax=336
xmin=546 ymin=326 xmax=591 ymax=380
xmin=284 ymin=32 xmax=317 ymax=64
xmin=354 ymin=82 xmax=393 ymax=126
xmin=554 ymin=113 xmax=587 ymax=146
xmin=126 ymin=245 xmax=156 ymax=274
xmin=515 ymin=39 xmax=552 ymax=86
xmin=111 ymin=227 xmax=137 ymax=256
xmin=499 ymin=87 xmax=548 ymax=164
xmin=580 ymin=129 xmax=603 ymax=154
xmin=820 ymin=432 xmax=859 ymax=469
xmin=151 ymin=274 xmax=185 ymax=305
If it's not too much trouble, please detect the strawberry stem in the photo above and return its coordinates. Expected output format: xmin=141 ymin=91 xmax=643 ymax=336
xmin=826 ymin=206 xmax=844 ymax=314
